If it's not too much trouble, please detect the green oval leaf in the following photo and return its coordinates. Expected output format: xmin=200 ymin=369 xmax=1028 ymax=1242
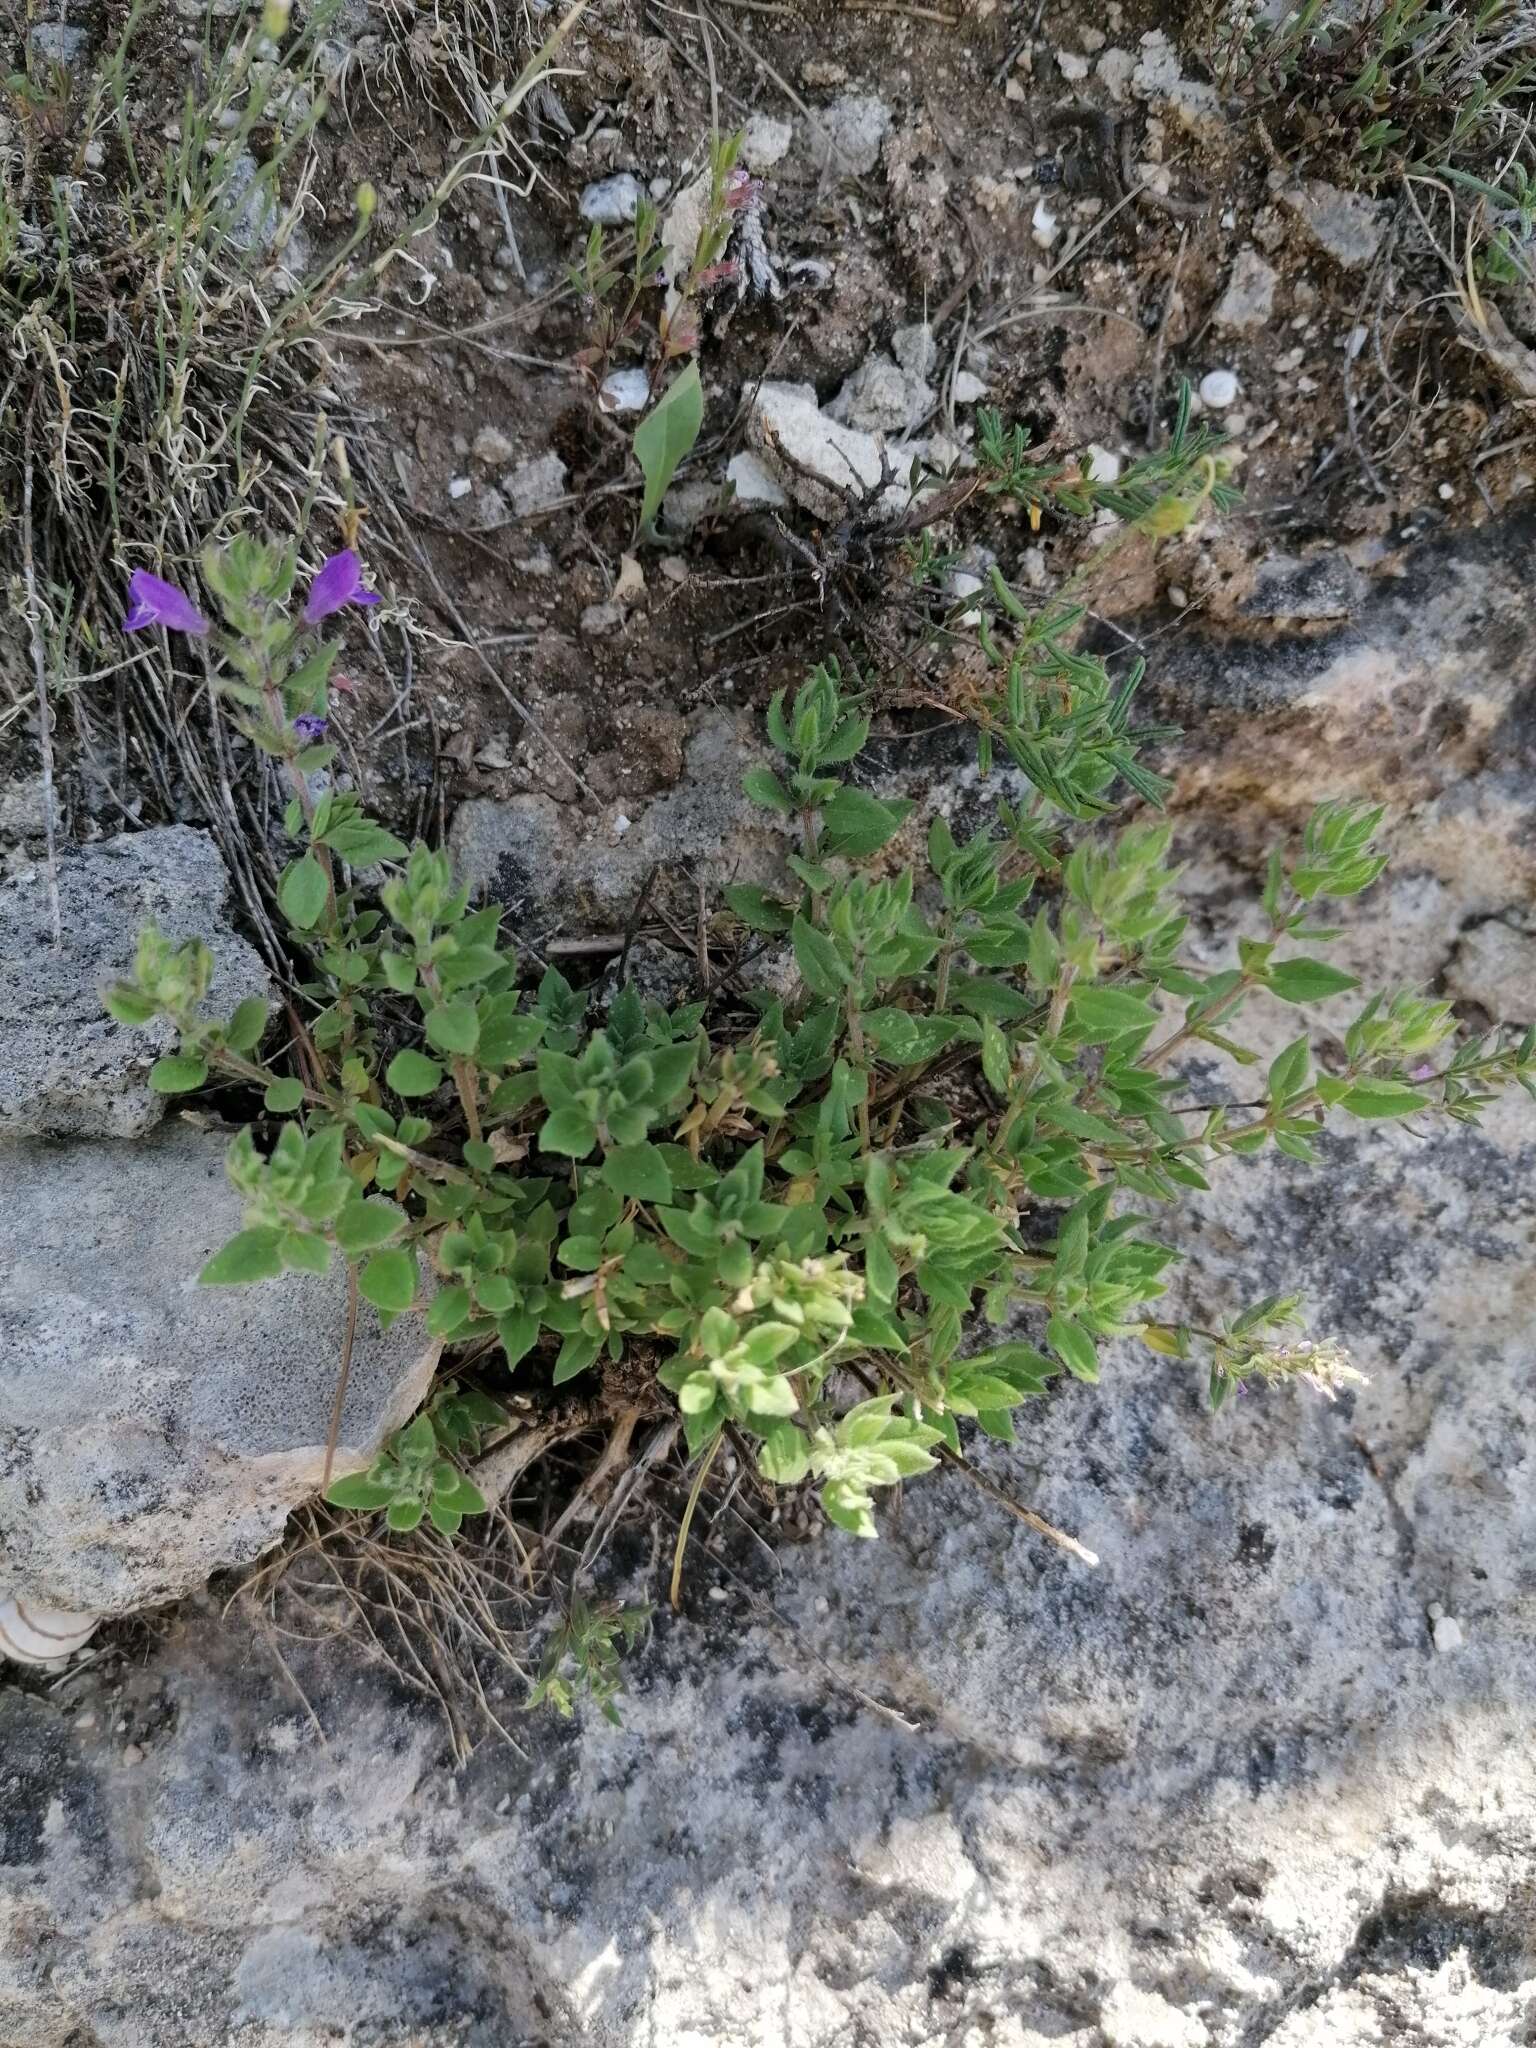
xmin=1340 ymin=1080 xmax=1432 ymax=1120
xmin=600 ymin=1141 xmax=674 ymax=1203
xmin=279 ymin=853 xmax=329 ymax=931
xmin=263 ymin=1076 xmax=305 ymax=1114
xmin=199 ymin=1227 xmax=283 ymax=1286
xmin=385 ymin=1048 xmax=445 ymax=1098
xmin=359 ymin=1248 xmax=418 ymax=1312
xmin=224 ymin=997 xmax=270 ymax=1052
xmin=1046 ymin=1313 xmax=1100 ymax=1382
xmin=334 ymin=1198 xmax=406 ymax=1256
xmin=325 ymin=1472 xmax=398 ymax=1510
xmin=634 ymin=360 xmax=704 ymax=529
xmin=425 ymin=1002 xmax=479 ymax=1058
xmin=1068 ymin=985 xmax=1159 ymax=1040
xmin=149 ymin=1054 xmax=208 ymax=1095
xmin=1267 ymin=958 xmax=1361 ymax=1004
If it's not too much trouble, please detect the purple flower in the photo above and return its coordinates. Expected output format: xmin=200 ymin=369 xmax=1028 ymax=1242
xmin=293 ymin=714 xmax=328 ymax=740
xmin=303 ymin=549 xmax=380 ymax=624
xmin=122 ymin=570 xmax=209 ymax=637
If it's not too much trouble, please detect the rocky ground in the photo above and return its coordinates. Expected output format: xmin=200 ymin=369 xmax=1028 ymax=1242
xmin=5 ymin=0 xmax=1536 ymax=2043
xmin=5 ymin=523 xmax=1535 ymax=2047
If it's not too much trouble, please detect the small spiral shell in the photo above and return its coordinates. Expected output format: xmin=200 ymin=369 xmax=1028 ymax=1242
xmin=0 ymin=1598 xmax=101 ymax=1666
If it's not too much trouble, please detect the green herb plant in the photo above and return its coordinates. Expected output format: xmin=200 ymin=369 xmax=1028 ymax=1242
xmin=107 ymin=429 xmax=1536 ymax=1685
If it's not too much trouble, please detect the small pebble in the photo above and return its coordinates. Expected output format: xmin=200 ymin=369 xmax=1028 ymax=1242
xmin=1031 ymin=197 xmax=1060 ymax=249
xmin=707 ymin=1585 xmax=729 ymax=1603
xmin=1432 ymin=1614 xmax=1464 ymax=1653
xmin=599 ymin=367 xmax=650 ymax=415
xmin=1199 ymin=369 xmax=1239 ymax=410
xmin=122 ymin=1743 xmax=145 ymax=1766
xmin=1437 ymin=482 xmax=1455 ymax=501
xmin=579 ymin=601 xmax=623 ymax=639
xmin=447 ymin=476 xmax=472 ymax=500
xmin=613 ymin=812 xmax=631 ymax=837
xmin=578 ymin=173 xmax=642 ymax=226
xmin=472 ymin=425 xmax=514 ymax=467
xmin=1085 ymin=443 xmax=1122 ymax=484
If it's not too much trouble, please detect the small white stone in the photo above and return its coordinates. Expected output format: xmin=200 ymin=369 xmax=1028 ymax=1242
xmin=472 ymin=426 xmax=514 ymax=467
xmin=1031 ymin=196 xmax=1060 ymax=248
xmin=1437 ymin=482 xmax=1455 ymax=501
xmin=1058 ymin=50 xmax=1090 ymax=81
xmin=447 ymin=475 xmax=472 ymax=500
xmin=1432 ymin=1614 xmax=1464 ymax=1652
xmin=1085 ymin=443 xmax=1123 ymax=484
xmin=1198 ymin=369 xmax=1239 ymax=410
xmin=1097 ymin=47 xmax=1136 ymax=100
xmin=599 ymin=367 xmax=650 ymax=416
xmin=741 ymin=112 xmax=793 ymax=169
xmin=726 ymin=450 xmax=789 ymax=509
xmin=1167 ymin=584 xmax=1188 ymax=608
xmin=506 ymin=452 xmax=568 ymax=518
xmin=613 ymin=813 xmax=632 ymax=837
xmin=579 ymin=173 xmax=642 ymax=225
xmin=951 ymin=370 xmax=988 ymax=405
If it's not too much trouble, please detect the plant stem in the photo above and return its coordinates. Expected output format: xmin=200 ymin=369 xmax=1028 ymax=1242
xmin=846 ymin=995 xmax=872 ymax=1151
xmin=670 ymin=1432 xmax=722 ymax=1611
xmin=321 ymin=1262 xmax=360 ymax=1491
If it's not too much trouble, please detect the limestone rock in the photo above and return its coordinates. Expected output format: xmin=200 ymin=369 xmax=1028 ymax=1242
xmin=808 ymin=94 xmax=891 ymax=176
xmin=1283 ymin=180 xmax=1385 ymax=269
xmin=725 ymin=449 xmax=789 ymax=508
xmin=740 ymin=113 xmax=792 ymax=170
xmin=829 ymin=351 xmax=934 ymax=435
xmin=578 ymin=174 xmax=642 ymax=225
xmin=1241 ymin=550 xmax=1363 ymax=621
xmin=1445 ymin=918 xmax=1536 ymax=1021
xmin=505 ymin=451 xmax=568 ymax=518
xmin=1212 ymin=247 xmax=1278 ymax=332
xmin=746 ymin=380 xmax=918 ymax=522
xmin=0 ymin=826 xmax=269 ymax=1143
xmin=0 ymin=1124 xmax=436 ymax=1615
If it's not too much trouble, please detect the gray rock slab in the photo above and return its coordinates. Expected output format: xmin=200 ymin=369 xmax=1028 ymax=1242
xmin=0 ymin=825 xmax=269 ymax=1142
xmin=0 ymin=1123 xmax=436 ymax=1614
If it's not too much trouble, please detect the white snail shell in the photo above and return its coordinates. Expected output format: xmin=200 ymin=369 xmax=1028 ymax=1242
xmin=0 ymin=1598 xmax=101 ymax=1666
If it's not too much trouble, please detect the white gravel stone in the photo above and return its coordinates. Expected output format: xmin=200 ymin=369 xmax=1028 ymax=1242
xmin=740 ymin=112 xmax=793 ymax=169
xmin=505 ymin=451 xmax=568 ymax=517
xmin=725 ymin=450 xmax=789 ymax=509
xmin=598 ymin=367 xmax=650 ymax=415
xmin=578 ymin=173 xmax=643 ymax=225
